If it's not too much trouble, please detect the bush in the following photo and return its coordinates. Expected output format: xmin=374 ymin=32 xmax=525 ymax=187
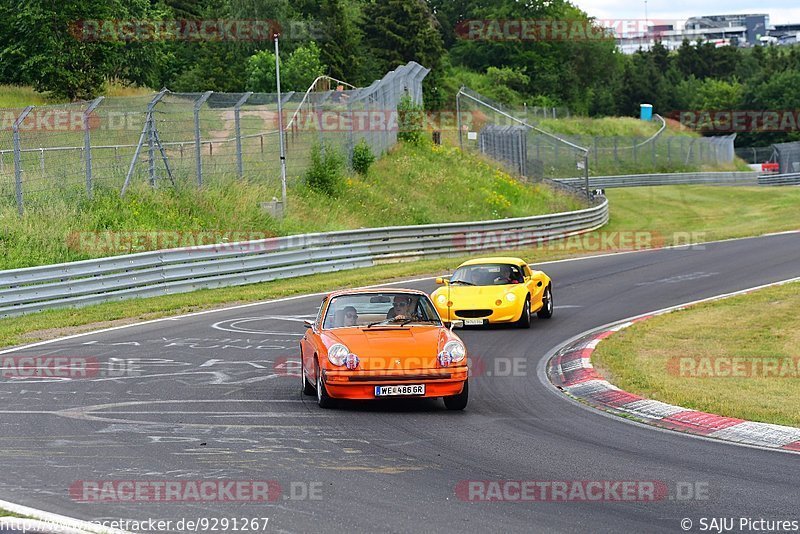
xmin=397 ymin=93 xmax=425 ymax=145
xmin=351 ymin=139 xmax=376 ymax=175
xmin=305 ymin=142 xmax=345 ymax=195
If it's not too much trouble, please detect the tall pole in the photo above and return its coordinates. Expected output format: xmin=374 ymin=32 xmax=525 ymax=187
xmin=275 ymin=35 xmax=288 ymax=208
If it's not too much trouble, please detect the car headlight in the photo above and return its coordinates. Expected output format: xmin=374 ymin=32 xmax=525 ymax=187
xmin=436 ymin=294 xmax=448 ymax=305
xmin=505 ymin=292 xmax=517 ymax=302
xmin=442 ymin=340 xmax=466 ymax=362
xmin=327 ymin=344 xmax=350 ymax=366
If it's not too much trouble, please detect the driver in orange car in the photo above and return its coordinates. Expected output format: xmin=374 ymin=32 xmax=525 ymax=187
xmin=387 ymin=295 xmax=413 ymax=321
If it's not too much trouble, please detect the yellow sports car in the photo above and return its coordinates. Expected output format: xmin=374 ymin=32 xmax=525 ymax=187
xmin=431 ymin=257 xmax=553 ymax=328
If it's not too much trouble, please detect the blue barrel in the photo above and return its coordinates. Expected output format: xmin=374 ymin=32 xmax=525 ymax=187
xmin=640 ymin=103 xmax=653 ymax=121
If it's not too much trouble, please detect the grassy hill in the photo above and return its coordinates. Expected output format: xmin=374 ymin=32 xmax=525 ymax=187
xmin=0 ymin=142 xmax=585 ymax=270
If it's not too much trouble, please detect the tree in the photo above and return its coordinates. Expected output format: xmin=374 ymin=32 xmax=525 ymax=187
xmin=282 ymin=42 xmax=326 ymax=91
xmin=0 ymin=0 xmax=165 ymax=100
xmin=363 ymin=0 xmax=445 ymax=76
xmin=246 ymin=49 xmax=277 ymax=93
xmin=246 ymin=42 xmax=325 ymax=92
xmin=317 ymin=0 xmax=366 ymax=84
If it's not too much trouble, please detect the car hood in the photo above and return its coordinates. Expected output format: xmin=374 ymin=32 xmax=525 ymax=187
xmin=321 ymin=327 xmax=451 ymax=370
xmin=435 ymin=284 xmax=523 ymax=302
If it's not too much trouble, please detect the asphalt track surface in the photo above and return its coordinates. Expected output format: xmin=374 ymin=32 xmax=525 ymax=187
xmin=1 ymin=233 xmax=799 ymax=534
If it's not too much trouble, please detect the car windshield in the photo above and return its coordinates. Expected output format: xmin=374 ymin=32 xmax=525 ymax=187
xmin=450 ymin=263 xmax=525 ymax=286
xmin=322 ymin=292 xmax=441 ymax=329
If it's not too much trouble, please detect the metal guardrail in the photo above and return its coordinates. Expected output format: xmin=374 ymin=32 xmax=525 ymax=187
xmin=758 ymin=172 xmax=800 ymax=186
xmin=555 ymin=171 xmax=759 ymax=189
xmin=0 ymin=199 xmax=609 ymax=317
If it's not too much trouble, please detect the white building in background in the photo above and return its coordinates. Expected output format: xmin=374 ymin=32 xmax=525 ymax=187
xmin=613 ymin=13 xmax=799 ymax=53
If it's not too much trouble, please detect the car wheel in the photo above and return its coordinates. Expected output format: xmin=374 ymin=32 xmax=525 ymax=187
xmin=301 ymin=356 xmax=315 ymax=396
xmin=444 ymin=380 xmax=469 ymax=410
xmin=537 ymin=284 xmax=553 ymax=319
xmin=315 ymin=360 xmax=336 ymax=409
xmin=516 ymin=297 xmax=531 ymax=328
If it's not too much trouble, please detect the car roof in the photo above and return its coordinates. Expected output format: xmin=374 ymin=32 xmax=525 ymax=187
xmin=457 ymin=256 xmax=527 ymax=267
xmin=325 ymin=287 xmax=429 ymax=299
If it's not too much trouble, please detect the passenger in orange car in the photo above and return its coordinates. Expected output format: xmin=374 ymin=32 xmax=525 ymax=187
xmin=342 ymin=306 xmax=359 ymax=326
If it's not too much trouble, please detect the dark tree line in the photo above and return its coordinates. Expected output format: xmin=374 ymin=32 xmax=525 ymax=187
xmin=1 ymin=0 xmax=798 ymax=145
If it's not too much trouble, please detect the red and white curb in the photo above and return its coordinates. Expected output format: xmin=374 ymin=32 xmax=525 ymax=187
xmin=548 ymin=276 xmax=800 ymax=453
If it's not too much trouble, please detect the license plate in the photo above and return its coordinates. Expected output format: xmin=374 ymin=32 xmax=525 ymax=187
xmin=463 ymin=319 xmax=485 ymax=325
xmin=374 ymin=384 xmax=425 ymax=397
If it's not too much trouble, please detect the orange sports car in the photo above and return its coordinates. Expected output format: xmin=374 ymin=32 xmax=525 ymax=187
xmin=299 ymin=288 xmax=469 ymax=410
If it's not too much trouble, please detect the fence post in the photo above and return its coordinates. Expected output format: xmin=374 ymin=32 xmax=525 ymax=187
xmin=651 ymin=136 xmax=656 ymax=165
xmin=456 ymin=89 xmax=463 ymax=151
xmin=667 ymin=138 xmax=671 ymax=163
xmin=83 ymin=97 xmax=104 ymax=199
xmin=234 ymin=92 xmax=252 ymax=178
xmin=346 ymin=97 xmax=355 ymax=167
xmin=583 ymin=153 xmax=590 ymax=200
xmin=194 ymin=91 xmax=213 ymax=187
xmin=12 ymin=106 xmax=33 ymax=216
xmin=122 ymin=89 xmax=167 ymax=197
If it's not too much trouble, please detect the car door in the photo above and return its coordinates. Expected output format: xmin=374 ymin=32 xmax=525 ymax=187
xmin=524 ymin=264 xmax=547 ymax=308
xmin=301 ymin=297 xmax=327 ymax=381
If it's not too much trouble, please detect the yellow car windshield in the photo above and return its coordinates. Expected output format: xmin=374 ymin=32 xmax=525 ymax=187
xmin=450 ymin=264 xmax=525 ymax=286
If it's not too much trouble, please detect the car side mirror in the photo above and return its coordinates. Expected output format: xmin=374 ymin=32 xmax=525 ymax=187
xmin=436 ymin=277 xmax=449 ymax=285
xmin=303 ymin=320 xmax=314 ymax=329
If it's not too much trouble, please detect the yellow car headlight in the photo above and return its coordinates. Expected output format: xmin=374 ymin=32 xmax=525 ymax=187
xmin=505 ymin=293 xmax=517 ymax=302
xmin=437 ymin=294 xmax=448 ymax=305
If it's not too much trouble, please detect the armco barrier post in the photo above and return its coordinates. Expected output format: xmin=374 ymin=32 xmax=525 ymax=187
xmin=233 ymin=92 xmax=252 ymax=178
xmin=83 ymin=97 xmax=104 ymax=199
xmin=12 ymin=106 xmax=33 ymax=216
xmin=194 ymin=91 xmax=213 ymax=187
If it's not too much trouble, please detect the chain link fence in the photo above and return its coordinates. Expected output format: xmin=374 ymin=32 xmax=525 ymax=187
xmin=773 ymin=141 xmax=800 ymax=174
xmin=456 ymin=87 xmax=591 ymax=196
xmin=735 ymin=146 xmax=776 ymax=165
xmin=0 ymin=61 xmax=429 ymax=215
xmin=456 ymin=87 xmax=738 ymax=187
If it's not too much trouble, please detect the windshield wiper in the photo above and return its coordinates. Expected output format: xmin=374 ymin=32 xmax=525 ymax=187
xmin=449 ymin=280 xmax=474 ymax=285
xmin=400 ymin=318 xmax=439 ymax=326
xmin=367 ymin=319 xmax=393 ymax=328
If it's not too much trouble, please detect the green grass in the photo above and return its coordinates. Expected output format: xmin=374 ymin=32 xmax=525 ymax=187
xmin=0 ymin=142 xmax=584 ymax=270
xmin=0 ymin=85 xmax=52 ymax=108
xmin=604 ymin=185 xmax=800 ymax=241
xmin=0 ymin=508 xmax=28 ymax=519
xmin=592 ymin=282 xmax=800 ymax=427
xmin=538 ymin=116 xmax=667 ymax=138
xmin=0 ymin=82 xmax=153 ymax=108
xmin=2 ymin=183 xmax=800 ymax=350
